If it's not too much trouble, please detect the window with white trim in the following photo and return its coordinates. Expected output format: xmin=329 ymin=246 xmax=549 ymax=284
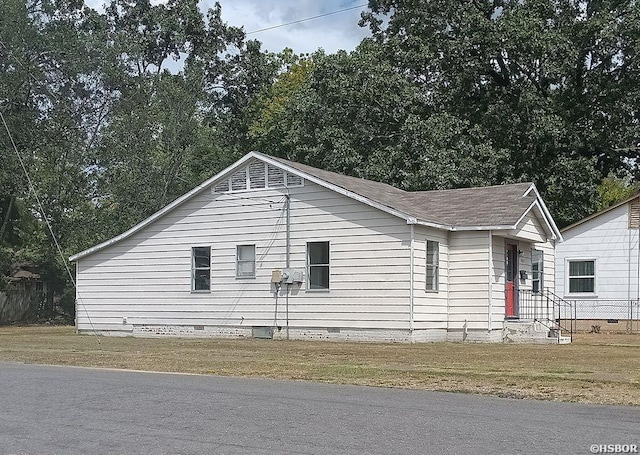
xmin=307 ymin=241 xmax=329 ymax=290
xmin=532 ymin=249 xmax=543 ymax=293
xmin=236 ymin=245 xmax=256 ymax=278
xmin=426 ymin=240 xmax=439 ymax=292
xmin=192 ymin=247 xmax=211 ymax=291
xmin=568 ymin=260 xmax=595 ymax=293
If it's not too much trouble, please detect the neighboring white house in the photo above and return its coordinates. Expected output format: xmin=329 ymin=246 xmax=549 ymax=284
xmin=70 ymin=152 xmax=564 ymax=343
xmin=556 ymin=194 xmax=640 ymax=332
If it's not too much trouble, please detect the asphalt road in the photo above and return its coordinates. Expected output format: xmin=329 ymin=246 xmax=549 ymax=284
xmin=0 ymin=362 xmax=638 ymax=455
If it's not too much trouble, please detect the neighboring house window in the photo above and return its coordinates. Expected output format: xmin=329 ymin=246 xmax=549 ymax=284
xmin=237 ymin=245 xmax=256 ymax=278
xmin=426 ymin=240 xmax=439 ymax=292
xmin=307 ymin=241 xmax=329 ymax=290
xmin=568 ymin=260 xmax=595 ymax=293
xmin=532 ymin=249 xmax=543 ymax=293
xmin=192 ymin=247 xmax=211 ymax=291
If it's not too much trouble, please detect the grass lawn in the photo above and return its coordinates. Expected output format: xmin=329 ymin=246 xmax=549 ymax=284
xmin=1 ymin=326 xmax=639 ymax=406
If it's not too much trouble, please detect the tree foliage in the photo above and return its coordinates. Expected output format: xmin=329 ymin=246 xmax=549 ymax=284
xmin=1 ymin=0 xmax=639 ymax=318
xmin=359 ymin=0 xmax=640 ymax=225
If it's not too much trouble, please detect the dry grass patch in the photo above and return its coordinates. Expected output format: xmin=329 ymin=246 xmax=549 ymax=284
xmin=1 ymin=326 xmax=639 ymax=406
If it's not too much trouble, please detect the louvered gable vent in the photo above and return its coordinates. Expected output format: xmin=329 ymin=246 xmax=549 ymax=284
xmin=249 ymin=162 xmax=266 ymax=189
xmin=213 ymin=180 xmax=229 ymax=193
xmin=286 ymin=172 xmax=303 ymax=187
xmin=212 ymin=160 xmax=304 ymax=194
xmin=267 ymin=164 xmax=285 ymax=187
xmin=231 ymin=169 xmax=246 ymax=191
xmin=630 ymin=197 xmax=640 ymax=229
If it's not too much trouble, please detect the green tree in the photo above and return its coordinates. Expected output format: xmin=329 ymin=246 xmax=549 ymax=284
xmin=361 ymin=0 xmax=640 ymax=225
xmin=1 ymin=0 xmax=103 ymax=295
xmin=245 ymin=42 xmax=508 ymax=191
xmin=597 ymin=174 xmax=640 ymax=211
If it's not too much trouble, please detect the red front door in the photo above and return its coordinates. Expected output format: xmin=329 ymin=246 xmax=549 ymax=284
xmin=505 ymin=243 xmax=518 ymax=318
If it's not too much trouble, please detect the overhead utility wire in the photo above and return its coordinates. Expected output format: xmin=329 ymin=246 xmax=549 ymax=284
xmin=0 ymin=110 xmax=102 ymax=346
xmin=246 ymin=3 xmax=368 ymax=35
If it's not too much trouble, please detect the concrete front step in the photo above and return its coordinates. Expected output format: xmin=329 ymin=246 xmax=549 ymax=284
xmin=503 ymin=320 xmax=572 ymax=344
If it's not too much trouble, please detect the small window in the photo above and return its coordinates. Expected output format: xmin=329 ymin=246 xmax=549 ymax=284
xmin=236 ymin=245 xmax=256 ymax=278
xmin=568 ymin=260 xmax=595 ymax=293
xmin=426 ymin=240 xmax=439 ymax=292
xmin=532 ymin=249 xmax=543 ymax=293
xmin=307 ymin=241 xmax=329 ymax=290
xmin=192 ymin=247 xmax=211 ymax=291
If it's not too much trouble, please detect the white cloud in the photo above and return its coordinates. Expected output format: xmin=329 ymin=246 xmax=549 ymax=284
xmin=215 ymin=0 xmax=370 ymax=54
xmin=85 ymin=0 xmax=370 ymax=55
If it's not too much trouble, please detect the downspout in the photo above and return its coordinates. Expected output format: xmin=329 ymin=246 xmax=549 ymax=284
xmin=488 ymin=230 xmax=493 ymax=333
xmin=628 ymin=228 xmax=632 ymax=312
xmin=409 ymin=223 xmax=415 ymax=334
xmin=285 ymin=194 xmax=290 ymax=340
xmin=75 ymin=260 xmax=79 ymax=333
xmin=637 ymin=227 xmax=640 ymax=332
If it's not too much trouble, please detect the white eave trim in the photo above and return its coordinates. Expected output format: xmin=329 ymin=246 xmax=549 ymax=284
xmin=524 ymin=184 xmax=563 ymax=242
xmin=450 ymin=224 xmax=516 ymax=231
xmin=70 ymin=151 xmax=423 ymax=262
xmin=257 ymin=153 xmax=418 ymax=225
xmin=69 ymin=152 xmax=259 ymax=261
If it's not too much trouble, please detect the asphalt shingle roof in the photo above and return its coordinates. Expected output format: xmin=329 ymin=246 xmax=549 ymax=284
xmin=270 ymin=155 xmax=535 ymax=228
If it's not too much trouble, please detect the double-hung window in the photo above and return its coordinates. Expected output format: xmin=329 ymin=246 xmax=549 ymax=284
xmin=236 ymin=245 xmax=256 ymax=278
xmin=192 ymin=247 xmax=211 ymax=292
xmin=532 ymin=249 xmax=543 ymax=293
xmin=568 ymin=260 xmax=595 ymax=294
xmin=426 ymin=240 xmax=439 ymax=292
xmin=307 ymin=241 xmax=329 ymax=290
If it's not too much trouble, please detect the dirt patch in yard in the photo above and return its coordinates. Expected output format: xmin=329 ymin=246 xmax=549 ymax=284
xmin=0 ymin=327 xmax=638 ymax=406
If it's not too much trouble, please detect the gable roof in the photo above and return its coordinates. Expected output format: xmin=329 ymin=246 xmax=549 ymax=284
xmin=561 ymin=192 xmax=640 ymax=233
xmin=270 ymin=155 xmax=559 ymax=234
xmin=70 ymin=151 xmax=561 ymax=261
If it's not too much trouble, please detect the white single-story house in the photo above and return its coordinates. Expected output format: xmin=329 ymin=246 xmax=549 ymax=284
xmin=556 ymin=193 xmax=640 ymax=333
xmin=70 ymin=151 xmax=565 ymax=343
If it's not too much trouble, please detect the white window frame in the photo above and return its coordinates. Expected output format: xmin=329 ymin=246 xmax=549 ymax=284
xmin=191 ymin=246 xmax=211 ymax=292
xmin=236 ymin=244 xmax=256 ymax=278
xmin=307 ymin=241 xmax=330 ymax=291
xmin=426 ymin=240 xmax=439 ymax=292
xmin=565 ymin=258 xmax=596 ymax=296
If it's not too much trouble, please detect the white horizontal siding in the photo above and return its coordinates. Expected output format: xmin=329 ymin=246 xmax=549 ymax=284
xmin=448 ymin=231 xmax=490 ymax=329
xmin=76 ymin=181 xmax=412 ymax=332
xmin=556 ymin=203 xmax=640 ymax=301
xmin=509 ymin=212 xmax=546 ymax=243
xmin=412 ymin=227 xmax=448 ymax=330
xmin=490 ymin=235 xmax=506 ymax=326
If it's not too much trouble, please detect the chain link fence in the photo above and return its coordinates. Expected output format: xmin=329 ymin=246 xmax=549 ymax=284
xmin=564 ymin=299 xmax=640 ymax=333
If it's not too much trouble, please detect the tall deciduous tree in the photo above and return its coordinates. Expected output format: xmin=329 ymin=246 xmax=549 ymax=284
xmin=361 ymin=0 xmax=640 ymax=226
xmin=245 ymin=42 xmax=508 ymax=191
xmin=0 ymin=0 xmax=102 ymax=298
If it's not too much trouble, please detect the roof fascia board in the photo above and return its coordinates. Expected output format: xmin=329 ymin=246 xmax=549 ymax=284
xmin=255 ymin=152 xmax=415 ymax=224
xmin=69 ymin=152 xmax=260 ymax=261
xmin=525 ymin=184 xmax=563 ymax=241
xmin=513 ymin=200 xmax=559 ymax=242
xmin=514 ymin=200 xmax=538 ymax=228
xmin=561 ymin=192 xmax=640 ymax=233
xmin=451 ymin=225 xmax=516 ymax=231
xmin=412 ymin=219 xmax=451 ymax=230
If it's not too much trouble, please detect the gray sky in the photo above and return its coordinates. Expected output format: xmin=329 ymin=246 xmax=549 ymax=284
xmin=218 ymin=0 xmax=371 ymax=54
xmin=86 ymin=1 xmax=371 ymax=55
